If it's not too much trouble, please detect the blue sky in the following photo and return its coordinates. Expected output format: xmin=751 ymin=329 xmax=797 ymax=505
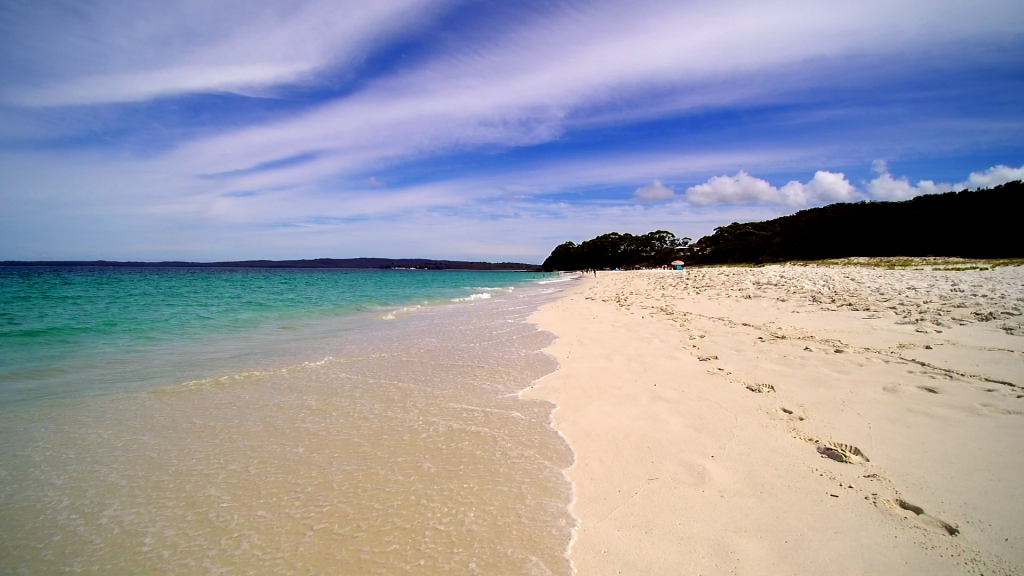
xmin=1 ymin=0 xmax=1022 ymax=262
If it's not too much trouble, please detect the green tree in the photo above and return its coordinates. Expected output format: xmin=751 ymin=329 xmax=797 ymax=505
xmin=541 ymin=230 xmax=691 ymax=271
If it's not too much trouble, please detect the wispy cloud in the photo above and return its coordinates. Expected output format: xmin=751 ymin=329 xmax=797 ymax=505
xmin=114 ymin=0 xmax=1020 ymax=182
xmin=0 ymin=0 xmax=452 ymax=107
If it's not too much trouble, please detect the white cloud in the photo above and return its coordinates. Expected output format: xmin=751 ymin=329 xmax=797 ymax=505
xmin=866 ymin=158 xmax=944 ymax=200
xmin=780 ymin=171 xmax=858 ymax=205
xmin=685 ymin=170 xmax=857 ymax=206
xmin=0 ymin=0 xmax=1019 ymax=228
xmin=866 ymin=161 xmax=1023 ymax=201
xmin=3 ymin=147 xmax=1019 ymax=262
xmin=0 ymin=0 xmax=450 ymax=107
xmin=685 ymin=162 xmax=1022 ymax=206
xmin=0 ymin=149 xmax=784 ymax=262
xmin=633 ymin=180 xmax=675 ymax=202
xmin=125 ymin=0 xmax=1024 ymax=184
xmin=685 ymin=171 xmax=780 ymax=205
xmin=866 ymin=171 xmax=928 ymax=200
xmin=962 ymin=165 xmax=1024 ymax=189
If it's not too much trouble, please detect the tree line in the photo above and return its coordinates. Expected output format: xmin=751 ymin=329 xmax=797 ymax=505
xmin=539 ymin=180 xmax=1023 ymax=270
xmin=541 ymin=230 xmax=691 ymax=271
xmin=685 ymin=180 xmax=1023 ymax=265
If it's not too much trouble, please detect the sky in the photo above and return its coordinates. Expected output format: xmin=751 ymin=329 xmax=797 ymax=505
xmin=1 ymin=0 xmax=1022 ymax=263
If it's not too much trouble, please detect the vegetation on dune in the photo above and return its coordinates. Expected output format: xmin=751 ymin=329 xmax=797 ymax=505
xmin=685 ymin=180 xmax=1024 ymax=265
xmin=541 ymin=230 xmax=691 ymax=271
xmin=786 ymin=256 xmax=1024 ymax=270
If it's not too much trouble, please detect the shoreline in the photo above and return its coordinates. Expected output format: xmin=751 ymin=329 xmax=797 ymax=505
xmin=0 ymin=276 xmax=576 ymax=574
xmin=522 ymin=274 xmax=590 ymax=574
xmin=526 ymin=266 xmax=1024 ymax=575
xmin=0 ymin=268 xmax=551 ymax=406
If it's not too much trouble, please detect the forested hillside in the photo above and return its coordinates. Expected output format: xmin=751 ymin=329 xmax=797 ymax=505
xmin=541 ymin=230 xmax=690 ymax=271
xmin=686 ymin=181 xmax=1023 ymax=265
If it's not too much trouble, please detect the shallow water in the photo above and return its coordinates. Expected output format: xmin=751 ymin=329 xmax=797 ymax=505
xmin=0 ymin=269 xmax=578 ymax=574
xmin=0 ymin=267 xmax=552 ymax=403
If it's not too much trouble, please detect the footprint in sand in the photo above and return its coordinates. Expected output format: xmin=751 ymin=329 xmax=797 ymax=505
xmin=890 ymin=498 xmax=960 ymax=536
xmin=884 ymin=384 xmax=944 ymax=395
xmin=778 ymin=406 xmax=806 ymax=421
xmin=745 ymin=382 xmax=775 ymax=393
xmin=975 ymin=403 xmax=1024 ymax=417
xmin=815 ymin=442 xmax=869 ymax=463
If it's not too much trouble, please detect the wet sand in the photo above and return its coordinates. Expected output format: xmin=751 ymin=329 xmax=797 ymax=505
xmin=526 ymin=262 xmax=1024 ymax=575
xmin=0 ymin=286 xmax=575 ymax=575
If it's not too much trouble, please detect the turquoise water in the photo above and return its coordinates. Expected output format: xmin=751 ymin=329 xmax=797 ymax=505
xmin=0 ymin=267 xmax=550 ymax=404
xmin=0 ymin=267 xmax=579 ymax=574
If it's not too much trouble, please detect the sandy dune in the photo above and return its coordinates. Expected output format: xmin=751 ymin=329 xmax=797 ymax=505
xmin=525 ymin=263 xmax=1024 ymax=575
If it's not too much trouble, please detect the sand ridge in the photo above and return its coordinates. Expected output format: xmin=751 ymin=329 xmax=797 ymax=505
xmin=526 ymin=264 xmax=1024 ymax=575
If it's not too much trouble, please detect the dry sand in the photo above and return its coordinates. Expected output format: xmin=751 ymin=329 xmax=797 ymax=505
xmin=525 ymin=262 xmax=1024 ymax=575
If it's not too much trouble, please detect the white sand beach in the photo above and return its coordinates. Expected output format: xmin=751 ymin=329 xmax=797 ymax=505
xmin=526 ymin=262 xmax=1024 ymax=575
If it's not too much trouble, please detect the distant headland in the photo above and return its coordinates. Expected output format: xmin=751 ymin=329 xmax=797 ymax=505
xmin=685 ymin=180 xmax=1023 ymax=265
xmin=541 ymin=180 xmax=1023 ymax=270
xmin=0 ymin=257 xmax=542 ymax=271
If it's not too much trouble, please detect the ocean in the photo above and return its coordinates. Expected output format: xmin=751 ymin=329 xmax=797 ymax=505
xmin=0 ymin=267 xmax=578 ymax=574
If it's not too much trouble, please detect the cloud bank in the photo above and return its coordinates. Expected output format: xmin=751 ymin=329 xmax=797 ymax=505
xmin=683 ymin=163 xmax=1022 ymax=207
xmin=868 ymin=161 xmax=1024 ymax=201
xmin=685 ymin=170 xmax=858 ymax=206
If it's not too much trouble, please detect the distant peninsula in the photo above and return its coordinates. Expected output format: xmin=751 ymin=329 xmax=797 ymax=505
xmin=0 ymin=257 xmax=542 ymax=271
